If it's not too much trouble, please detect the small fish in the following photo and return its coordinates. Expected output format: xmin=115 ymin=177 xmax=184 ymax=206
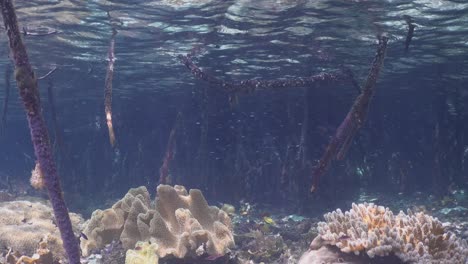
xmin=79 ymin=232 xmax=88 ymax=240
xmin=263 ymin=216 xmax=276 ymax=225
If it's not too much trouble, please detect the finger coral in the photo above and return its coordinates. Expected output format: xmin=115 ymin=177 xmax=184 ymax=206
xmin=312 ymin=203 xmax=468 ymax=264
xmin=80 ymin=185 xmax=235 ymax=260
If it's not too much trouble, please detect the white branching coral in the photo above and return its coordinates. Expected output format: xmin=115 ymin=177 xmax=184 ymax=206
xmin=314 ymin=203 xmax=468 ymax=264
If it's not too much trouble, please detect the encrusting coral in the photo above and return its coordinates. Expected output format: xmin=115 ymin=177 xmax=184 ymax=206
xmin=0 ymin=200 xmax=84 ymax=261
xmin=80 ymin=184 xmax=235 ymax=260
xmin=307 ymin=202 xmax=468 ymax=264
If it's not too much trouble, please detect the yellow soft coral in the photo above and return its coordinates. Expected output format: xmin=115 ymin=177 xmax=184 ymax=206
xmin=125 ymin=241 xmax=158 ymax=264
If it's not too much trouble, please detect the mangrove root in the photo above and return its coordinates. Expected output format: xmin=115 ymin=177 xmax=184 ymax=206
xmin=0 ymin=0 xmax=81 ymax=263
xmin=310 ymin=35 xmax=389 ymax=192
xmin=104 ymin=23 xmax=117 ymax=147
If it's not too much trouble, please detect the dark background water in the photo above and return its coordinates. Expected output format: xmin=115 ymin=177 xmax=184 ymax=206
xmin=0 ymin=0 xmax=467 ymax=215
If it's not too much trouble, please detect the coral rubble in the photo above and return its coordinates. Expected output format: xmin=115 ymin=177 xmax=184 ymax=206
xmin=306 ymin=202 xmax=468 ymax=264
xmin=238 ymin=230 xmax=285 ymax=262
xmin=81 ymin=185 xmax=235 ymax=260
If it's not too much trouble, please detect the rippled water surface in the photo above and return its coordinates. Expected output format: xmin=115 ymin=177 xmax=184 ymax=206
xmin=2 ymin=0 xmax=467 ymax=97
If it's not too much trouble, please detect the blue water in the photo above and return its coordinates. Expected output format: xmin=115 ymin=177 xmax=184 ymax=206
xmin=0 ymin=0 xmax=467 ymax=216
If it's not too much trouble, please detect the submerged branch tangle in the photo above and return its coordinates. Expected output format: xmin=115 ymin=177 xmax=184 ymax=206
xmin=179 ymin=54 xmax=352 ymax=94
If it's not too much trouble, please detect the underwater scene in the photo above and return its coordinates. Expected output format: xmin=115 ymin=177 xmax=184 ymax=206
xmin=0 ymin=0 xmax=467 ymax=263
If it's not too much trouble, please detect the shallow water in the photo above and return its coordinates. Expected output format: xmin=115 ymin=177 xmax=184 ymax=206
xmin=0 ymin=0 xmax=467 ymax=263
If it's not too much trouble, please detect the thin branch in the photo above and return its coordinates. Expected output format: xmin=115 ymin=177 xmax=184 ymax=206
xmin=179 ymin=54 xmax=352 ymax=94
xmin=37 ymin=66 xmax=58 ymax=80
xmin=310 ymin=36 xmax=389 ymax=192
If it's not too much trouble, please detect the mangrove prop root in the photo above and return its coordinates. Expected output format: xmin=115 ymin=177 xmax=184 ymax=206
xmin=178 ymin=54 xmax=351 ymax=94
xmin=47 ymin=79 xmax=64 ymax=152
xmin=297 ymin=86 xmax=311 ymax=167
xmin=310 ymin=36 xmax=388 ymax=192
xmin=1 ymin=66 xmax=11 ymax=134
xmin=158 ymin=118 xmax=178 ymax=185
xmin=0 ymin=0 xmax=81 ymax=263
xmin=104 ymin=26 xmax=117 ymax=147
xmin=158 ymin=112 xmax=182 ymax=184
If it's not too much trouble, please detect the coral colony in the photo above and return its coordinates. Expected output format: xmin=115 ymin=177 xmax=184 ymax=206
xmin=80 ymin=185 xmax=235 ymax=261
xmin=300 ymin=203 xmax=468 ymax=263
